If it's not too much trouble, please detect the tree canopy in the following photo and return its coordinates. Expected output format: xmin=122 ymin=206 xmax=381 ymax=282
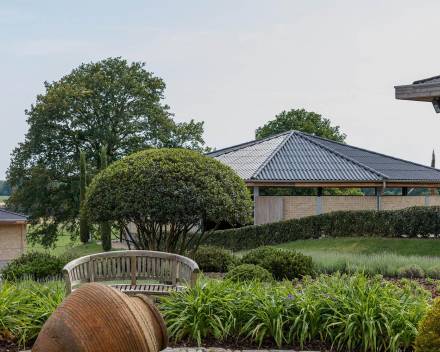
xmin=7 ymin=57 xmax=209 ymax=247
xmin=83 ymin=149 xmax=253 ymax=256
xmin=255 ymin=108 xmax=346 ymax=142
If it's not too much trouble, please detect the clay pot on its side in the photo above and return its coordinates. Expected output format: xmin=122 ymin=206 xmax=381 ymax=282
xmin=32 ymin=282 xmax=168 ymax=352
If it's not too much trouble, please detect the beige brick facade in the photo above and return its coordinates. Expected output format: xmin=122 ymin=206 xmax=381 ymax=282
xmin=0 ymin=224 xmax=27 ymax=265
xmin=283 ymin=196 xmax=317 ymax=219
xmin=381 ymin=196 xmax=426 ymax=210
xmin=322 ymin=196 xmax=377 ymax=213
xmin=278 ymin=195 xmax=440 ymax=222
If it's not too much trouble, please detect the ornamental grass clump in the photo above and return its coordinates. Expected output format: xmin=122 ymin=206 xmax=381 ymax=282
xmin=0 ymin=279 xmax=66 ymax=348
xmin=159 ymin=273 xmax=430 ymax=351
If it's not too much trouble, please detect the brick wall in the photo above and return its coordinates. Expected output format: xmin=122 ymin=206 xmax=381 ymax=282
xmin=283 ymin=196 xmax=317 ymax=219
xmin=0 ymin=224 xmax=26 ymax=263
xmin=322 ymin=196 xmax=377 ymax=213
xmin=381 ymin=196 xmax=426 ymax=210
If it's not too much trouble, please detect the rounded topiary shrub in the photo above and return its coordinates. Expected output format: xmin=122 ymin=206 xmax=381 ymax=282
xmin=224 ymin=264 xmax=274 ymax=283
xmin=241 ymin=246 xmax=314 ymax=280
xmin=397 ymin=264 xmax=424 ymax=279
xmin=1 ymin=252 xmax=75 ymax=280
xmin=192 ymin=245 xmax=240 ymax=272
xmin=414 ymin=298 xmax=440 ymax=351
xmin=427 ymin=266 xmax=440 ymax=279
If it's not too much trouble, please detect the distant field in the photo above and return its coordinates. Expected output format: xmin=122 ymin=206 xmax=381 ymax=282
xmin=0 ymin=196 xmax=9 ymax=204
xmin=273 ymin=237 xmax=440 ymax=257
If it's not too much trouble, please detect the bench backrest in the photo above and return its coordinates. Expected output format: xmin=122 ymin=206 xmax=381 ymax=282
xmin=63 ymin=250 xmax=199 ymax=294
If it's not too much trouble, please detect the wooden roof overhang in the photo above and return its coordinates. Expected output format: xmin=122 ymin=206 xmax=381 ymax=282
xmin=395 ymin=82 xmax=440 ymax=102
xmin=245 ymin=180 xmax=440 ymax=188
xmin=0 ymin=220 xmax=27 ymax=225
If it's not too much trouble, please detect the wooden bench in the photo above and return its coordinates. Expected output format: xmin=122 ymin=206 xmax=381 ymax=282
xmin=63 ymin=250 xmax=199 ymax=297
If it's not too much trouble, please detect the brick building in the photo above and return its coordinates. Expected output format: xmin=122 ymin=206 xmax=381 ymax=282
xmin=0 ymin=209 xmax=27 ymax=268
xmin=208 ymin=130 xmax=440 ymax=224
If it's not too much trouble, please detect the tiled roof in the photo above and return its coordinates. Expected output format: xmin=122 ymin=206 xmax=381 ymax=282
xmin=208 ymin=131 xmax=440 ymax=182
xmin=0 ymin=209 xmax=27 ymax=221
xmin=413 ymin=75 xmax=440 ymax=85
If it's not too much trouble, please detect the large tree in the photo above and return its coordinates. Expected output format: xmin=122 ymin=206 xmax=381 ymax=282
xmin=255 ymin=108 xmax=346 ymax=142
xmin=7 ymin=57 xmax=209 ymax=247
xmin=83 ymin=149 xmax=253 ymax=256
xmin=256 ymin=108 xmax=361 ymax=196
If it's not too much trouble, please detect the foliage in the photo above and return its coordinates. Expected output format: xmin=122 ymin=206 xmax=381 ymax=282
xmin=206 ymin=206 xmax=440 ymax=251
xmin=427 ymin=265 xmax=440 ymax=279
xmin=0 ymin=180 xmax=11 ymax=196
xmin=0 ymin=279 xmax=66 ymax=347
xmin=255 ymin=108 xmax=346 ymax=142
xmin=241 ymin=246 xmax=314 ymax=280
xmin=396 ymin=264 xmax=425 ymax=278
xmin=224 ymin=264 xmax=274 ymax=283
xmin=7 ymin=57 xmax=209 ymax=248
xmin=84 ymin=149 xmax=253 ymax=255
xmin=414 ymin=298 xmax=440 ymax=352
xmin=79 ymin=151 xmax=89 ymax=244
xmin=100 ymin=146 xmax=112 ymax=251
xmin=160 ymin=273 xmax=430 ymax=350
xmin=192 ymin=245 xmax=240 ymax=272
xmin=425 ymin=277 xmax=435 ymax=285
xmin=297 ymin=250 xmax=440 ymax=277
xmin=1 ymin=252 xmax=75 ymax=281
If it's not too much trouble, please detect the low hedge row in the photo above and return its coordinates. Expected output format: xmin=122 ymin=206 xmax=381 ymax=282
xmin=205 ymin=206 xmax=440 ymax=251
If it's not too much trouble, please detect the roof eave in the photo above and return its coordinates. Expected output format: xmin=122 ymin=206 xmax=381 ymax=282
xmin=395 ymin=82 xmax=440 ymax=102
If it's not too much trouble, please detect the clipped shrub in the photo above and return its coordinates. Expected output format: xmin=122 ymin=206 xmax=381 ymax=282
xmin=224 ymin=264 xmax=274 ymax=283
xmin=204 ymin=206 xmax=440 ymax=251
xmin=242 ymin=246 xmax=314 ymax=280
xmin=192 ymin=245 xmax=240 ymax=272
xmin=396 ymin=264 xmax=424 ymax=279
xmin=427 ymin=265 xmax=440 ymax=279
xmin=1 ymin=252 xmax=75 ymax=280
xmin=414 ymin=298 xmax=440 ymax=352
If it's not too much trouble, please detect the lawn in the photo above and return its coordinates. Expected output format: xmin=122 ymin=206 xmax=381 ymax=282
xmin=274 ymin=237 xmax=440 ymax=257
xmin=0 ymin=195 xmax=9 ymax=204
xmin=62 ymin=241 xmax=122 ymax=257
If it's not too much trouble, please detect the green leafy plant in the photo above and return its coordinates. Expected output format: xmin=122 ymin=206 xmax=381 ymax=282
xmin=1 ymin=252 xmax=76 ymax=280
xmin=192 ymin=245 xmax=240 ymax=272
xmin=426 ymin=265 xmax=440 ymax=279
xmin=397 ymin=264 xmax=424 ymax=278
xmin=84 ymin=149 xmax=253 ymax=255
xmin=205 ymin=206 xmax=440 ymax=251
xmin=159 ymin=273 xmax=430 ymax=351
xmin=414 ymin=298 xmax=440 ymax=351
xmin=224 ymin=264 xmax=274 ymax=283
xmin=241 ymin=246 xmax=314 ymax=280
xmin=425 ymin=277 xmax=435 ymax=285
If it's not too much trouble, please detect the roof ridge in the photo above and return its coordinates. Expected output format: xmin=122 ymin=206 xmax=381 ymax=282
xmin=250 ymin=131 xmax=293 ymax=179
xmin=206 ymin=131 xmax=291 ymax=157
xmin=413 ymin=74 xmax=440 ymax=84
xmin=308 ymin=133 xmax=440 ymax=172
xmin=297 ymin=132 xmax=390 ymax=180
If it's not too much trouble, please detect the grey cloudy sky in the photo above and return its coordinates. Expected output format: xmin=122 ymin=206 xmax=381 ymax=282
xmin=1 ymin=0 xmax=440 ymax=179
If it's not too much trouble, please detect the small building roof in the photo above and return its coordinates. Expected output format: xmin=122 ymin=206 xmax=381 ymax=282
xmin=0 ymin=209 xmax=27 ymax=222
xmin=208 ymin=131 xmax=440 ymax=186
xmin=395 ymin=75 xmax=440 ymax=103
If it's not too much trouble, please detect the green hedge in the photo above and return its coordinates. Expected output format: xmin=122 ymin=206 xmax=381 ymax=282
xmin=205 ymin=206 xmax=440 ymax=251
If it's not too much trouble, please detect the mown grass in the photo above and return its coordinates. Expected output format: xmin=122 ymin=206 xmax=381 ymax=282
xmin=0 ymin=195 xmax=9 ymax=204
xmin=275 ymin=237 xmax=440 ymax=257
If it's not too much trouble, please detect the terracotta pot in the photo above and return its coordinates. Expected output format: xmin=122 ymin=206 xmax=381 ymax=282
xmin=32 ymin=282 xmax=168 ymax=352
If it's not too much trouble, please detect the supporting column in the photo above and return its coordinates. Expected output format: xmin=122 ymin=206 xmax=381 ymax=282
xmin=375 ymin=187 xmax=383 ymax=210
xmin=316 ymin=187 xmax=323 ymax=214
xmin=253 ymin=186 xmax=259 ymax=225
xmin=426 ymin=196 xmax=430 ymax=206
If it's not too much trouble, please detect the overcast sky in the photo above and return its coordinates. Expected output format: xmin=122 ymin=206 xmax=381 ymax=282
xmin=1 ymin=0 xmax=440 ymax=179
